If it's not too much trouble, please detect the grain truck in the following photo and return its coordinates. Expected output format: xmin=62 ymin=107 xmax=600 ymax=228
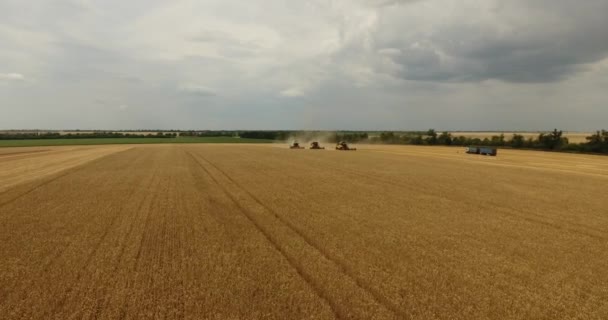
xmin=466 ymin=146 xmax=497 ymax=156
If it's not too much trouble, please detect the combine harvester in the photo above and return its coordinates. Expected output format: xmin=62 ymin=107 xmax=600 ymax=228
xmin=310 ymin=141 xmax=325 ymax=149
xmin=335 ymin=141 xmax=356 ymax=151
xmin=466 ymin=146 xmax=498 ymax=156
xmin=289 ymin=141 xmax=305 ymax=149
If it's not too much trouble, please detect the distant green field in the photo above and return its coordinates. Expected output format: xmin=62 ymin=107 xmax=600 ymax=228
xmin=0 ymin=137 xmax=275 ymax=147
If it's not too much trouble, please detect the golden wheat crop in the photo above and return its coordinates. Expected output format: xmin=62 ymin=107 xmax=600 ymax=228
xmin=0 ymin=144 xmax=607 ymax=319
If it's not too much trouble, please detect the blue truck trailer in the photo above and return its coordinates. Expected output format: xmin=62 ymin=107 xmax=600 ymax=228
xmin=466 ymin=146 xmax=498 ymax=156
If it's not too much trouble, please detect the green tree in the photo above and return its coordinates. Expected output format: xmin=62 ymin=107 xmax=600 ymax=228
xmin=437 ymin=132 xmax=453 ymax=145
xmin=491 ymin=134 xmax=506 ymax=146
xmin=585 ymin=130 xmax=608 ymax=153
xmin=412 ymin=135 xmax=424 ymax=145
xmin=425 ymin=129 xmax=438 ymax=145
xmin=538 ymin=129 xmax=567 ymax=150
xmin=380 ymin=132 xmax=396 ymax=143
xmin=510 ymin=134 xmax=525 ymax=148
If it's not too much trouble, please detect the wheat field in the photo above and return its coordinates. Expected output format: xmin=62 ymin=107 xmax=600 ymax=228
xmin=1 ymin=144 xmax=607 ymax=319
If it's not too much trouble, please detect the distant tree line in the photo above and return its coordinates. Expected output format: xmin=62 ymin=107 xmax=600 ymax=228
xmin=329 ymin=132 xmax=369 ymax=143
xmin=180 ymin=130 xmax=235 ymax=137
xmin=0 ymin=130 xmax=367 ymax=142
xmin=239 ymin=131 xmax=292 ymax=140
xmin=3 ymin=129 xmax=607 ymax=155
xmin=0 ymin=132 xmax=176 ymax=140
xmin=370 ymin=129 xmax=608 ymax=154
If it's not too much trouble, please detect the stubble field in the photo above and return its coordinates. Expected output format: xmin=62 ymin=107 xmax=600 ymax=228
xmin=1 ymin=144 xmax=607 ymax=319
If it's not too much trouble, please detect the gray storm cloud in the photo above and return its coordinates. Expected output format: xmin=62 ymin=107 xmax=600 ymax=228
xmin=0 ymin=0 xmax=607 ymax=130
xmin=369 ymin=1 xmax=608 ymax=83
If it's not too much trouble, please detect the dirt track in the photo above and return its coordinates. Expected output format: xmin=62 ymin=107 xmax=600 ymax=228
xmin=1 ymin=144 xmax=607 ymax=319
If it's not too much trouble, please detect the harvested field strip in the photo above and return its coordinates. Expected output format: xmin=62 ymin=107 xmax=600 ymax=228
xmin=0 ymin=149 xmax=51 ymax=158
xmin=0 ymin=145 xmax=132 ymax=192
xmin=0 ymin=147 xmax=133 ymax=208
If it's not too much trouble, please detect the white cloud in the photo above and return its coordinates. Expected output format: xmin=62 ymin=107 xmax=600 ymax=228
xmin=0 ymin=73 xmax=24 ymax=81
xmin=178 ymin=84 xmax=217 ymax=96
xmin=377 ymin=48 xmax=401 ymax=56
xmin=280 ymin=87 xmax=305 ymax=97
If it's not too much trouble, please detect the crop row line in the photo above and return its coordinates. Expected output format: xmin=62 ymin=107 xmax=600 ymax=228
xmin=185 ymin=151 xmax=345 ymax=319
xmin=46 ymin=151 xmax=148 ymax=318
xmin=187 ymin=150 xmax=407 ymax=319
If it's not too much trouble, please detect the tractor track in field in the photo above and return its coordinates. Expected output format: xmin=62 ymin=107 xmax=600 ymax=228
xmin=111 ymin=172 xmax=160 ymax=274
xmin=46 ymin=150 xmax=147 ymax=278
xmin=46 ymin=170 xmax=145 ymax=318
xmin=16 ymin=149 xmax=148 ymax=319
xmin=107 ymin=154 xmax=165 ymax=320
xmin=117 ymin=154 xmax=179 ymax=320
xmin=1 ymin=149 xmax=145 ymax=318
xmin=187 ymin=150 xmax=406 ymax=320
xmin=185 ymin=151 xmax=343 ymax=320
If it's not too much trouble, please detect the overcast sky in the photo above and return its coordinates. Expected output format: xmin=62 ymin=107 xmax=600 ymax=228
xmin=1 ymin=0 xmax=607 ymax=131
